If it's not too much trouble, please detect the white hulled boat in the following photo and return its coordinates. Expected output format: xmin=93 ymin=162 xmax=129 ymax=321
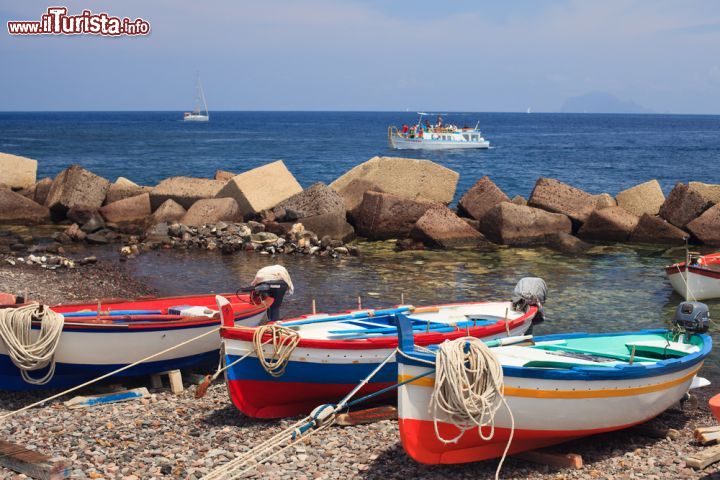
xmin=184 ymin=74 xmax=209 ymax=122
xmin=388 ymin=113 xmax=489 ymax=150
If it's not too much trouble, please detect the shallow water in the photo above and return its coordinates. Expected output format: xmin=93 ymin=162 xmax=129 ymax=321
xmin=127 ymin=243 xmax=720 ymax=377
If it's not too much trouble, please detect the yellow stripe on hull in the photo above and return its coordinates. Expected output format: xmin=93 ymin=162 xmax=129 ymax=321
xmin=398 ymin=364 xmax=702 ymax=399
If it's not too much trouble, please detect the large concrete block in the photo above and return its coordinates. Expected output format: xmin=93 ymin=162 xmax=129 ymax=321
xmin=330 ymin=156 xmax=459 ymax=205
xmin=0 ymin=189 xmax=50 ymax=224
xmin=687 ymin=204 xmax=720 ymax=246
xmin=629 ymin=214 xmax=688 ymax=245
xmin=479 ymin=202 xmax=572 ymax=246
xmin=577 ymin=206 xmax=640 ymax=242
xmin=615 ymin=180 xmax=665 ymax=217
xmin=410 ymin=206 xmax=487 ymax=248
xmin=216 ymin=160 xmax=302 ymax=218
xmin=659 ymin=182 xmax=713 ymax=229
xmin=689 ymin=181 xmax=720 ymax=205
xmin=181 ymin=197 xmax=242 ymax=227
xmin=150 ymin=177 xmax=225 ymax=210
xmin=272 ymin=182 xmax=354 ymax=240
xmin=528 ymin=178 xmax=596 ymax=228
xmin=44 ymin=165 xmax=110 ymax=220
xmin=355 ymin=191 xmax=436 ymax=240
xmin=151 ymin=199 xmax=186 ymax=225
xmin=0 ymin=153 xmax=37 ymax=190
xmin=105 ymin=177 xmax=151 ymax=205
xmin=457 ymin=176 xmax=510 ymax=221
xmin=99 ymin=193 xmax=151 ymax=224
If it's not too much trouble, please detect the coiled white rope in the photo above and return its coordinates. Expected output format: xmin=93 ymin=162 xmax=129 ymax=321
xmin=0 ymin=305 xmax=64 ymax=385
xmin=430 ymin=337 xmax=514 ymax=480
xmin=252 ymin=324 xmax=300 ymax=377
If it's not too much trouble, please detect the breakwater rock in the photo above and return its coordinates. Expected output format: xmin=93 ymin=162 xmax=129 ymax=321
xmin=1 ymin=153 xmax=720 ymax=257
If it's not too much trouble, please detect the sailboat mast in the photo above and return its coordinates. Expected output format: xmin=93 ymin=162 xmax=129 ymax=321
xmin=198 ymin=77 xmax=209 ymax=115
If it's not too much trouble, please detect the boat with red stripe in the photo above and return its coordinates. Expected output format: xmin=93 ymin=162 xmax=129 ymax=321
xmin=666 ymin=251 xmax=720 ymax=300
xmin=394 ymin=301 xmax=712 ymax=465
xmin=220 ymin=278 xmax=546 ymax=419
xmin=0 ymin=266 xmax=292 ymax=391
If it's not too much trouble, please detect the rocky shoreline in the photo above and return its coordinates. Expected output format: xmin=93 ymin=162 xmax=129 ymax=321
xmin=2 ymin=153 xmax=720 ymax=267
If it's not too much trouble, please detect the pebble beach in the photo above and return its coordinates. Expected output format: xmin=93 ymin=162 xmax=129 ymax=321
xmin=0 ymin=259 xmax=717 ymax=479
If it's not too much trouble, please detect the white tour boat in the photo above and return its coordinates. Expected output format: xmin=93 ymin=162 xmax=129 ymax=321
xmin=184 ymin=74 xmax=209 ymax=122
xmin=388 ymin=113 xmax=489 ymax=150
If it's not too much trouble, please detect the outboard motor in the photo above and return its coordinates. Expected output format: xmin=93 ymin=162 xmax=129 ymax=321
xmin=512 ymin=277 xmax=547 ymax=325
xmin=672 ymin=301 xmax=710 ymax=336
xmin=250 ymin=265 xmax=294 ymax=322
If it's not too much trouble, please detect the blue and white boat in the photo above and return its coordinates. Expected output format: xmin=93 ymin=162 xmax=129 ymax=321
xmin=395 ymin=301 xmax=712 ymax=464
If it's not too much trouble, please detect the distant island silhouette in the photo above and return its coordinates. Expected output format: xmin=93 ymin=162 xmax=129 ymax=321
xmin=560 ymin=92 xmax=654 ymax=114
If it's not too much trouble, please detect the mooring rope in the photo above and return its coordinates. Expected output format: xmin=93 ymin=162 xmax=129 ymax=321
xmin=0 ymin=304 xmax=64 ymax=385
xmin=201 ymin=349 xmax=398 ymax=479
xmin=252 ymin=324 xmax=300 ymax=377
xmin=430 ymin=337 xmax=514 ymax=480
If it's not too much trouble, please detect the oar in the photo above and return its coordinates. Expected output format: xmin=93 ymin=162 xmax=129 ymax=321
xmin=61 ymin=309 xmax=163 ymax=317
xmin=329 ymin=325 xmax=458 ymax=339
xmin=279 ymin=305 xmax=440 ymax=328
xmin=328 ymin=319 xmax=494 ymax=336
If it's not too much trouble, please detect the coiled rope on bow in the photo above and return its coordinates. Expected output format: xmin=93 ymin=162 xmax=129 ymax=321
xmin=430 ymin=337 xmax=514 ymax=480
xmin=253 ymin=324 xmax=300 ymax=377
xmin=0 ymin=304 xmax=64 ymax=385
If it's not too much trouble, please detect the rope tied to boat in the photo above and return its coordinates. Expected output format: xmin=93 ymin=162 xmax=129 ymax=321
xmin=253 ymin=324 xmax=300 ymax=377
xmin=430 ymin=336 xmax=514 ymax=480
xmin=0 ymin=304 xmax=64 ymax=385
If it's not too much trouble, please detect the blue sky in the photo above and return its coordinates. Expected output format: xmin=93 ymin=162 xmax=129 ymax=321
xmin=1 ymin=1 xmax=719 ymax=113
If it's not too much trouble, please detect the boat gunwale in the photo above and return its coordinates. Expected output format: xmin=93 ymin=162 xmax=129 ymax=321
xmin=397 ymin=328 xmax=713 ymax=382
xmin=665 ymin=263 xmax=720 ymax=280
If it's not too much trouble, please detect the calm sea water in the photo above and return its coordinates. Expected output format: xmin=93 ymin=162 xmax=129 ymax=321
xmin=2 ymin=111 xmax=720 ymax=373
xmin=1 ymin=111 xmax=720 ymax=200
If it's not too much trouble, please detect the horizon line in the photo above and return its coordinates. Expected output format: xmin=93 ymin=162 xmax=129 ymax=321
xmin=0 ymin=109 xmax=716 ymax=116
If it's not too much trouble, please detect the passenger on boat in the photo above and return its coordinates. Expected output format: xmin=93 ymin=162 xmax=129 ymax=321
xmin=401 ymin=124 xmax=409 ymax=135
xmin=436 ymin=115 xmax=443 ymax=128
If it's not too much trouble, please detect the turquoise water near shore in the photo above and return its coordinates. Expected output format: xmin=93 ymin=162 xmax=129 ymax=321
xmin=2 ymin=111 xmax=720 ymax=201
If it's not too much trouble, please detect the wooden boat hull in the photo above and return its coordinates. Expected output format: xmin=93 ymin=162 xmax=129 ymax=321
xmin=222 ymin=302 xmax=537 ymax=418
xmin=396 ymin=330 xmax=711 ymax=464
xmin=0 ymin=294 xmax=269 ymax=391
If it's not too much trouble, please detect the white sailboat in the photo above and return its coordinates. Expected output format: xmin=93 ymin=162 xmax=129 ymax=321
xmin=184 ymin=74 xmax=209 ymax=122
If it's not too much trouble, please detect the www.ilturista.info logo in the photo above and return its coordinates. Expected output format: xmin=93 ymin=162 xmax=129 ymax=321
xmin=7 ymin=7 xmax=150 ymax=36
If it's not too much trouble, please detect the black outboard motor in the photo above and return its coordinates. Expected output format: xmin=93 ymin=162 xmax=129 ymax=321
xmin=672 ymin=301 xmax=710 ymax=336
xmin=252 ymin=281 xmax=289 ymax=322
xmin=512 ymin=277 xmax=548 ymax=325
xmin=249 ymin=265 xmax=294 ymax=322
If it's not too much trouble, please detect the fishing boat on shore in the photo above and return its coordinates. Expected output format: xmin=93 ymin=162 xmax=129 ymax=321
xmin=665 ymin=252 xmax=720 ymax=301
xmin=0 ymin=267 xmax=292 ymax=391
xmin=183 ymin=73 xmax=209 ymax=122
xmin=388 ymin=113 xmax=490 ymax=150
xmin=394 ymin=301 xmax=712 ymax=465
xmin=219 ymin=278 xmax=545 ymax=418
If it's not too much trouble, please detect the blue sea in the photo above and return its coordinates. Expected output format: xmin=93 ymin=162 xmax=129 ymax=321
xmin=1 ymin=111 xmax=720 ymax=200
